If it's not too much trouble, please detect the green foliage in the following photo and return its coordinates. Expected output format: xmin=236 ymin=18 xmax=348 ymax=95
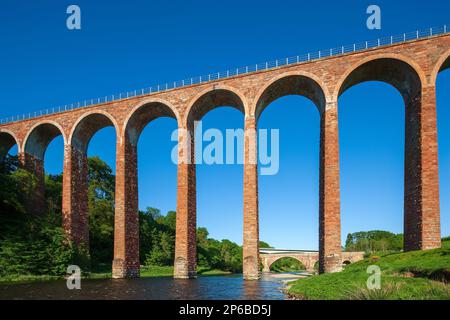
xmin=87 ymin=156 xmax=115 ymax=265
xmin=259 ymin=241 xmax=272 ymax=248
xmin=196 ymin=229 xmax=243 ymax=273
xmin=141 ymin=207 xmax=176 ymax=266
xmin=0 ymin=214 xmax=76 ymax=277
xmin=345 ymin=230 xmax=403 ymax=253
xmin=0 ymin=156 xmax=37 ymax=217
xmin=141 ymin=210 xmax=244 ymax=273
xmin=271 ymin=257 xmax=305 ymax=272
xmin=288 ymin=240 xmax=450 ymax=300
xmin=0 ymin=156 xmax=71 ymax=277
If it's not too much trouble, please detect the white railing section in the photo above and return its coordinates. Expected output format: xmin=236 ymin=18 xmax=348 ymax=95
xmin=0 ymin=25 xmax=448 ymax=125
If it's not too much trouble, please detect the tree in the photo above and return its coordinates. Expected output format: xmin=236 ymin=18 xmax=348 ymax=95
xmin=87 ymin=157 xmax=115 ymax=266
xmin=345 ymin=230 xmax=403 ymax=253
xmin=259 ymin=241 xmax=272 ymax=248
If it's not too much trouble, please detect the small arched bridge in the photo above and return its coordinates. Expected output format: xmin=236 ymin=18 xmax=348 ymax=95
xmin=260 ymin=248 xmax=365 ymax=273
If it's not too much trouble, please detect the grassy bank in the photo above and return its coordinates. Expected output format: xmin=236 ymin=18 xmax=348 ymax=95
xmin=287 ymin=240 xmax=450 ymax=300
xmin=0 ymin=265 xmax=233 ymax=284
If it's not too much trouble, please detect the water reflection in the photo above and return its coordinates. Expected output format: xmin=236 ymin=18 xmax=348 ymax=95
xmin=0 ymin=274 xmax=291 ymax=300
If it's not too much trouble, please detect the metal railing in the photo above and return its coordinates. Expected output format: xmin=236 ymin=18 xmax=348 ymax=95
xmin=0 ymin=25 xmax=448 ymax=125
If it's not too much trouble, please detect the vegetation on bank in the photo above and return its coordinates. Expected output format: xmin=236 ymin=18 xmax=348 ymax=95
xmin=287 ymin=238 xmax=450 ymax=300
xmin=345 ymin=230 xmax=403 ymax=253
xmin=0 ymin=156 xmax=245 ymax=283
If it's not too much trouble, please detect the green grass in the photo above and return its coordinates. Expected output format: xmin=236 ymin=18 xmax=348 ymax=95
xmin=0 ymin=274 xmax=61 ymax=284
xmin=197 ymin=267 xmax=232 ymax=276
xmin=287 ymin=240 xmax=450 ymax=300
xmin=140 ymin=265 xmax=174 ymax=277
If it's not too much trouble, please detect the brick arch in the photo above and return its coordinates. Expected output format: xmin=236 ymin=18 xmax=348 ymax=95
xmin=123 ymin=98 xmax=180 ymax=146
xmin=69 ymin=111 xmax=119 ymax=154
xmin=0 ymin=129 xmax=20 ymax=160
xmin=430 ymin=49 xmax=450 ymax=85
xmin=253 ymin=71 xmax=329 ymax=120
xmin=23 ymin=120 xmax=66 ymax=160
xmin=333 ymin=53 xmax=426 ymax=102
xmin=183 ymin=85 xmax=248 ymax=128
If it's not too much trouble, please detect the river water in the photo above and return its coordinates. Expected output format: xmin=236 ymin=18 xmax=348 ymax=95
xmin=0 ymin=273 xmax=305 ymax=300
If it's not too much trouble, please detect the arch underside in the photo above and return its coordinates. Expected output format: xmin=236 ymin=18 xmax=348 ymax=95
xmin=256 ymin=75 xmax=325 ymax=120
xmin=0 ymin=132 xmax=17 ymax=161
xmin=25 ymin=124 xmax=63 ymax=160
xmin=439 ymin=56 xmax=450 ymax=74
xmin=187 ymin=89 xmax=245 ymax=126
xmin=268 ymin=256 xmax=308 ymax=270
xmin=71 ymin=114 xmax=115 ymax=153
xmin=339 ymin=58 xmax=422 ymax=101
xmin=126 ymin=102 xmax=177 ymax=146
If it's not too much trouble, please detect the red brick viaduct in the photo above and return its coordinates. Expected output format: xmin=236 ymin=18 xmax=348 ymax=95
xmin=0 ymin=33 xmax=449 ymax=280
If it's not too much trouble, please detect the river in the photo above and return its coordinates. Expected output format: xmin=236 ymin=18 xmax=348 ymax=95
xmin=0 ymin=273 xmax=307 ymax=300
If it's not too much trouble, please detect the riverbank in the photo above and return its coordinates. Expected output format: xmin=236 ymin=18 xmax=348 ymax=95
xmin=287 ymin=239 xmax=450 ymax=300
xmin=0 ymin=265 xmax=232 ymax=285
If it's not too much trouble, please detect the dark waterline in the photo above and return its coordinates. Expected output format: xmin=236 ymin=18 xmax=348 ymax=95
xmin=0 ymin=273 xmax=293 ymax=300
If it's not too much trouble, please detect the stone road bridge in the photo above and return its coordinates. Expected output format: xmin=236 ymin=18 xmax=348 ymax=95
xmin=0 ymin=28 xmax=449 ymax=280
xmin=260 ymin=249 xmax=365 ymax=273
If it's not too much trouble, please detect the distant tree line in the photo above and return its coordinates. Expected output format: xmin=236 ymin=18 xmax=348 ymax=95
xmin=345 ymin=230 xmax=403 ymax=253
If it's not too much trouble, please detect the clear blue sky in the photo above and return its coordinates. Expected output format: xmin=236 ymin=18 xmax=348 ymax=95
xmin=1 ymin=0 xmax=449 ymax=249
